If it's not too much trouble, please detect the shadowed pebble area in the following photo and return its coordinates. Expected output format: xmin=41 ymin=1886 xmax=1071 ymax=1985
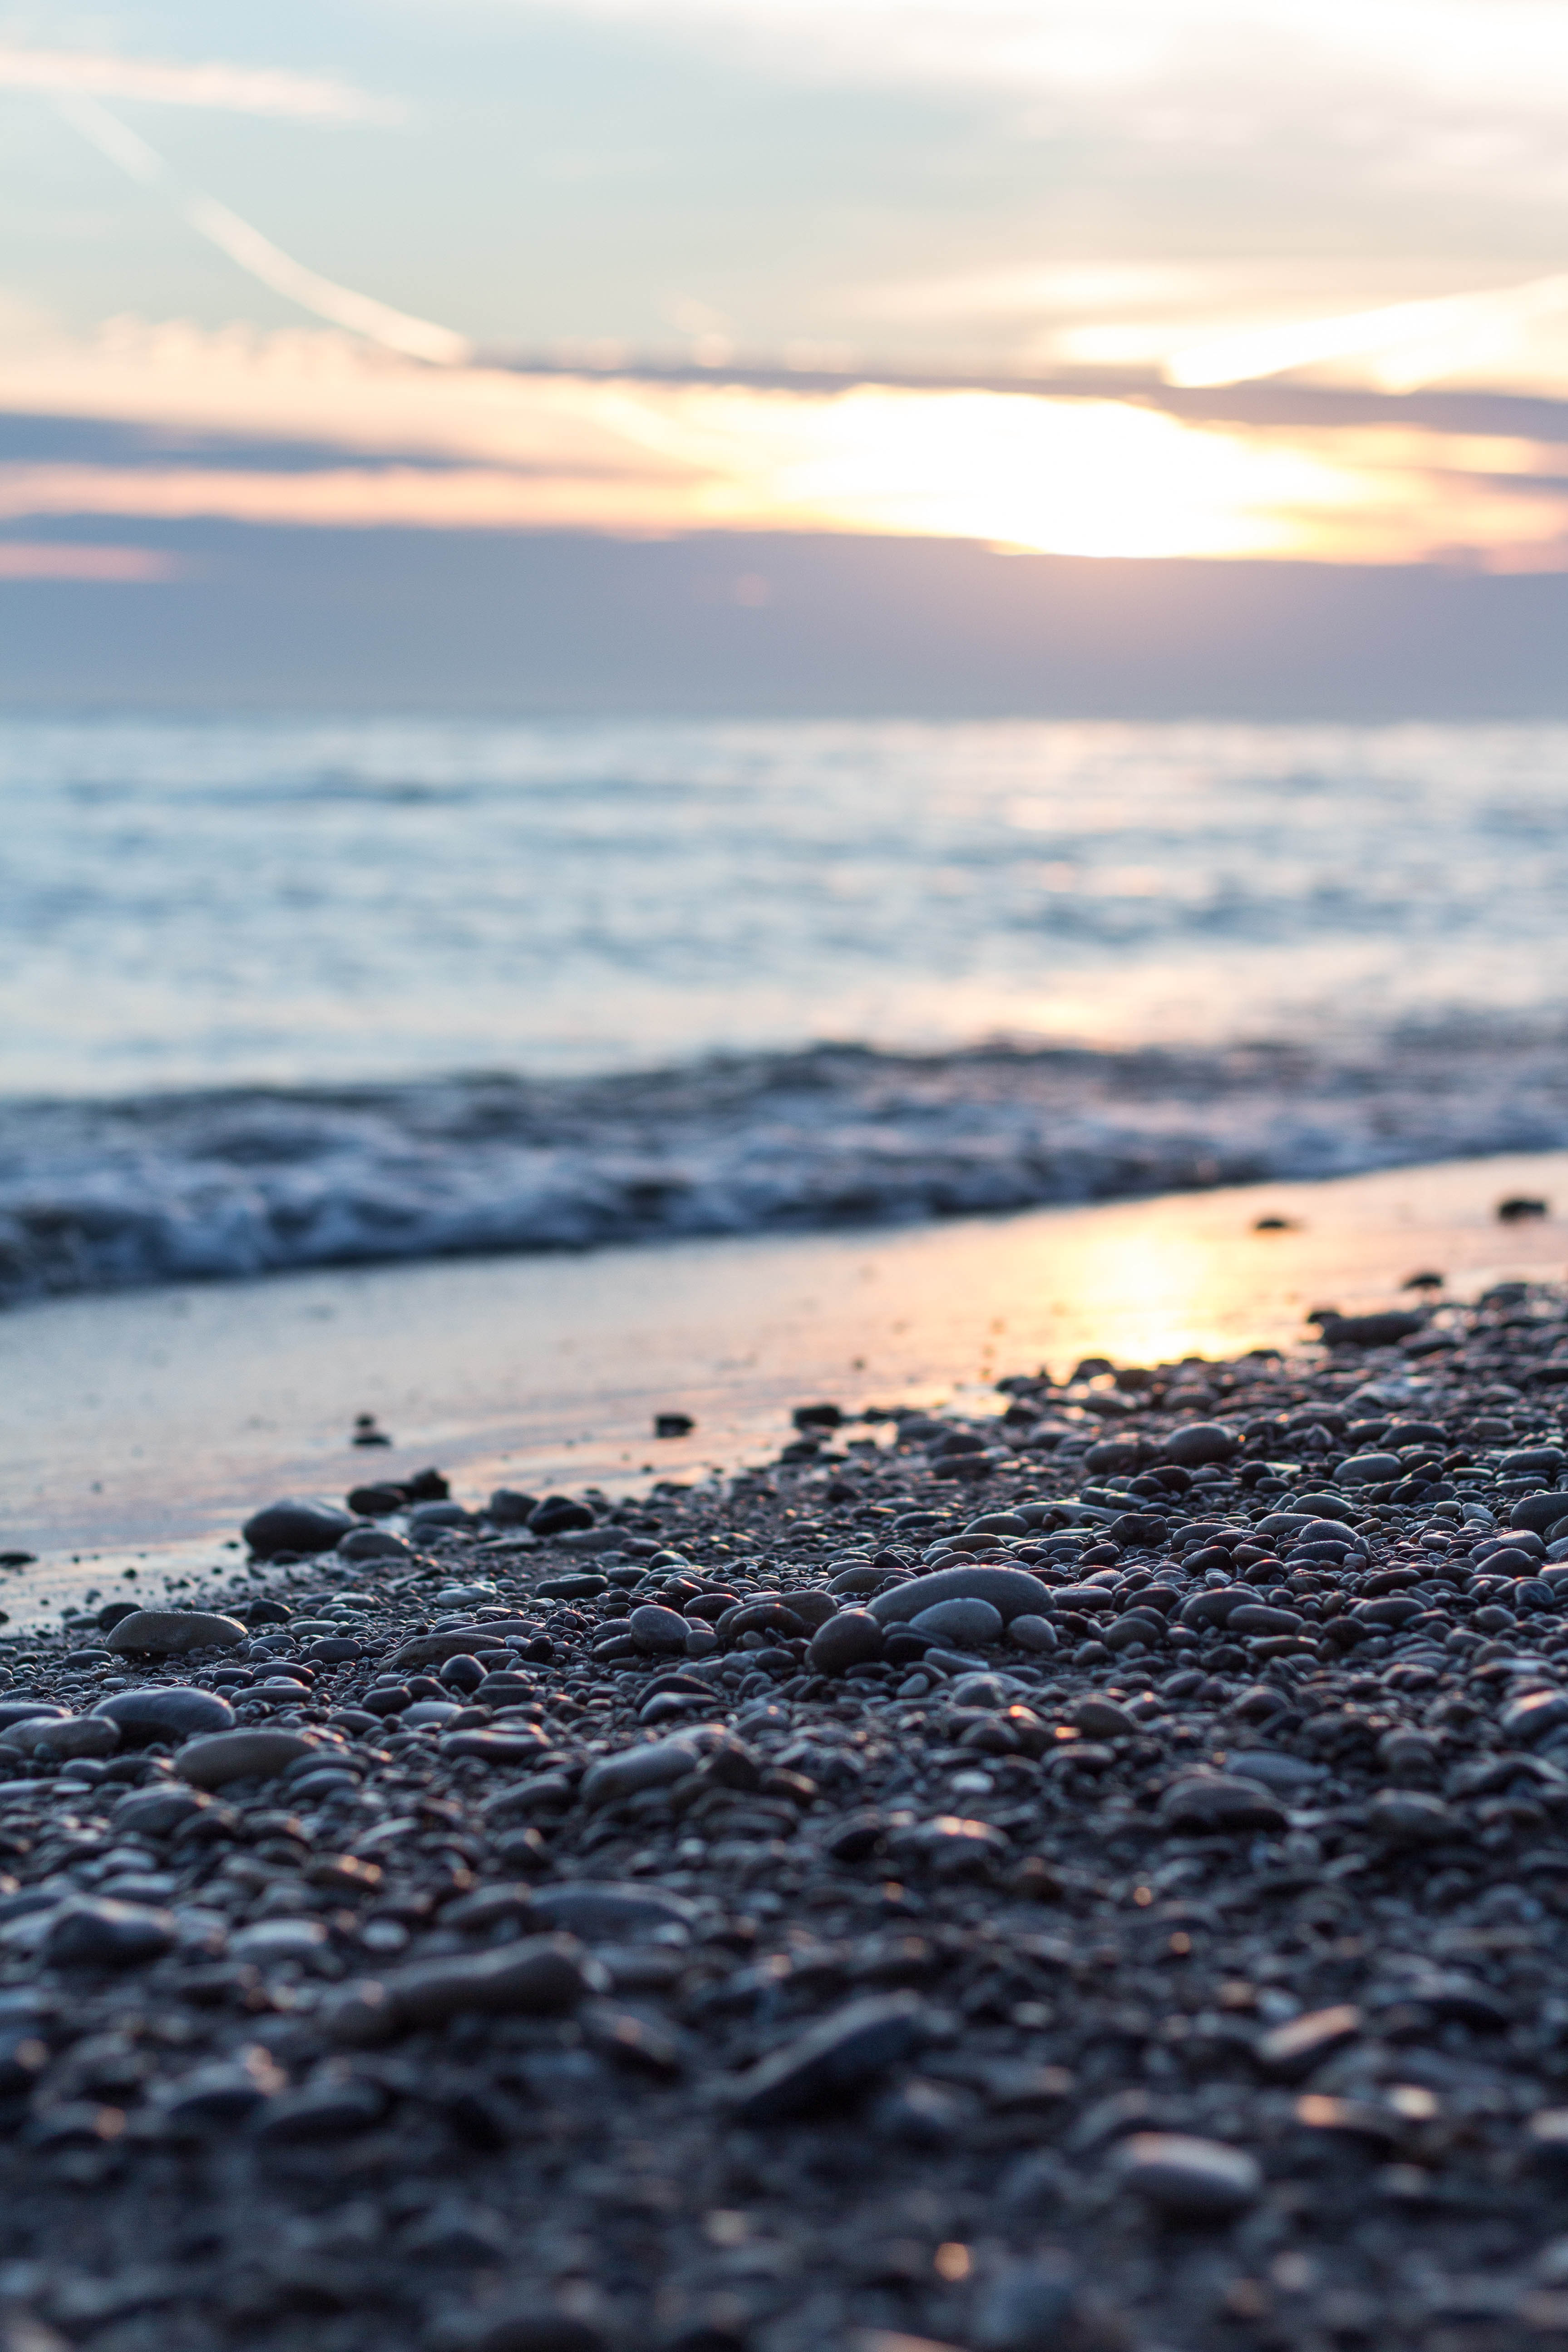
xmin=1 ymin=1278 xmax=1568 ymax=2349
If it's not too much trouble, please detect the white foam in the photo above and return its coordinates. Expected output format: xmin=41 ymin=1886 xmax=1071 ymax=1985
xmin=5 ymin=1026 xmax=1568 ymax=1303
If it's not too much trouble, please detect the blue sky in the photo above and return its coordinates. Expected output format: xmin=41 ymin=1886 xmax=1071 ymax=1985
xmin=12 ymin=0 xmax=1568 ymax=369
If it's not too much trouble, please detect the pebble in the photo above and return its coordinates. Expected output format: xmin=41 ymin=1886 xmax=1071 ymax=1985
xmin=807 ymin=1609 xmax=886 ymax=1676
xmin=1256 ymin=2004 xmax=1363 ymax=2077
xmin=241 ymin=1498 xmax=356 ymax=1557
xmin=1007 ymin=1613 xmax=1058 ymax=1652
xmin=338 ymin=1527 xmax=410 ymax=1560
xmin=1112 ymin=2132 xmax=1262 ymax=2218
xmin=0 ymin=1701 xmax=65 ymax=1731
xmin=253 ymin=2072 xmax=388 ymax=2141
xmin=158 ymin=2049 xmax=287 ymax=2128
xmin=910 ymin=1597 xmax=1004 ymax=1646
xmin=1163 ymin=1422 xmax=1241 ymax=1466
xmin=112 ymin=1785 xmax=210 ymax=1837
xmin=5 ymin=1277 xmax=1568 ymax=2352
xmin=868 ymin=1566 xmax=1051 ymax=1626
xmin=580 ymin=1731 xmax=721 ymax=1807
xmin=45 ymin=1898 xmax=177 ymax=1968
xmin=0 ymin=1715 xmax=119 ymax=1760
xmin=335 ymin=1934 xmax=597 ymax=2035
xmin=729 ymin=1992 xmax=930 ymax=2121
xmin=92 ymin=1688 xmax=235 ymax=1745
xmin=1158 ymin=1773 xmax=1288 ymax=1832
xmin=627 ymin=1605 xmax=690 ymax=1654
xmin=1364 ymin=1789 xmax=1461 ymax=1844
xmin=175 ymin=1729 xmax=316 ymax=1788
xmin=105 ymin=1611 xmax=247 ymax=1657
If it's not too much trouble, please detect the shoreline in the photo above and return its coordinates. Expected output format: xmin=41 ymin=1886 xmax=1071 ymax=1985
xmin=0 ymin=1230 xmax=1562 ymax=2347
xmin=2 ymin=1147 xmax=1564 ymax=1625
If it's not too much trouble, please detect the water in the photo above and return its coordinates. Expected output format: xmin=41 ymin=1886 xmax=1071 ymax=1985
xmin=5 ymin=715 xmax=1568 ymax=1302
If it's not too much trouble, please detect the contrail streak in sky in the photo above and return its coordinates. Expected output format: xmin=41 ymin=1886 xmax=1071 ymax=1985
xmin=55 ymin=90 xmax=472 ymax=367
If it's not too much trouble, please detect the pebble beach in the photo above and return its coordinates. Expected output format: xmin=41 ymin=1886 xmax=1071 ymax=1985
xmin=1 ymin=1275 xmax=1568 ymax=2350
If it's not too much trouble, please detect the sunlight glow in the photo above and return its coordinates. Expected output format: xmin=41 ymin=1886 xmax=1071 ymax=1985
xmin=3 ymin=322 xmax=1568 ymax=567
xmin=1169 ymin=272 xmax=1568 ymax=390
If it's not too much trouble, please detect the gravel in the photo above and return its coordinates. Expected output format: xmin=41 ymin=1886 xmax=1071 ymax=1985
xmin=1 ymin=1275 xmax=1568 ymax=2347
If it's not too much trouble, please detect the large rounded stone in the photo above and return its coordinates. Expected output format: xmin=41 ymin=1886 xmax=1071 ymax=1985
xmin=910 ymin=1597 xmax=1003 ymax=1647
xmin=339 ymin=1528 xmax=410 ymax=1561
xmin=112 ymin=1785 xmax=210 ymax=1838
xmin=1338 ymin=1453 xmax=1403 ymax=1485
xmin=580 ymin=1730 xmax=722 ymax=1809
xmin=1502 ymin=1689 xmax=1568 ymax=1745
xmin=393 ymin=1623 xmax=533 ymax=1669
xmin=1163 ymin=1423 xmax=1241 ymax=1467
xmin=1159 ymin=1773 xmax=1287 ymax=1832
xmin=93 ymin=1688 xmax=236 ymax=1746
xmin=242 ymin=1498 xmax=356 ymax=1558
xmin=868 ymin=1566 xmax=1047 ymax=1627
xmin=807 ymin=1610 xmax=886 ymax=1677
xmin=0 ymin=1702 xmax=65 ymax=1732
xmin=106 ymin=1611 xmax=246 ymax=1657
xmin=529 ymin=1498 xmax=596 ymax=1537
xmin=1007 ymin=1614 xmax=1058 ymax=1654
xmin=175 ymin=1730 xmax=316 ymax=1789
xmin=46 ymin=1898 xmax=176 ymax=1968
xmin=627 ymin=1605 xmax=690 ymax=1655
xmin=1364 ymin=1790 xmax=1460 ymax=1845
xmin=1512 ymin=1493 xmax=1568 ymax=1538
xmin=0 ymin=1716 xmax=119 ymax=1760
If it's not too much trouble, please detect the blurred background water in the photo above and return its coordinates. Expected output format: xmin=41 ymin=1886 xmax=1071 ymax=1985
xmin=10 ymin=712 xmax=1568 ymax=1085
xmin=5 ymin=713 xmax=1568 ymax=1302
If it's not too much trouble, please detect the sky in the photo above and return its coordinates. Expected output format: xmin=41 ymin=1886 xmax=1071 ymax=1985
xmin=7 ymin=1 xmax=1568 ymax=621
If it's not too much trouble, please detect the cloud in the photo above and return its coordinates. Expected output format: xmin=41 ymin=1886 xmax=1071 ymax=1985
xmin=0 ymin=541 xmax=183 ymax=579
xmin=0 ymin=45 xmax=397 ymax=122
xmin=1168 ymin=274 xmax=1568 ymax=393
xmin=2 ymin=325 xmax=1568 ymax=567
xmin=479 ymin=0 xmax=1568 ymax=107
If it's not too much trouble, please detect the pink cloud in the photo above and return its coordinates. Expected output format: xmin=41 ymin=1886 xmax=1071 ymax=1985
xmin=0 ymin=542 xmax=185 ymax=581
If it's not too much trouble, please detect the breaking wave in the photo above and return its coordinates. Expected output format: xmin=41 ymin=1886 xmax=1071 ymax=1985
xmin=6 ymin=1026 xmax=1568 ymax=1306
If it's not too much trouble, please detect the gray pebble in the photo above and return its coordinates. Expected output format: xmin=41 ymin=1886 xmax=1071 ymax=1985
xmin=728 ymin=1990 xmax=930 ymax=2122
xmin=93 ymin=1688 xmax=235 ymax=1746
xmin=1112 ymin=2130 xmax=1261 ymax=2218
xmin=45 ymin=1897 xmax=176 ymax=1968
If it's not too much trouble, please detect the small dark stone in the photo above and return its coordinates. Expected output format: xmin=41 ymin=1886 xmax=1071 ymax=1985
xmin=346 ymin=1483 xmax=405 ymax=1515
xmin=488 ymin=1489 xmax=539 ymax=1524
xmin=728 ymin=1992 xmax=929 ymax=2121
xmin=92 ymin=1688 xmax=236 ymax=1746
xmin=1112 ymin=2132 xmax=1260 ymax=2219
xmin=530 ymin=1497 xmax=597 ymax=1537
xmin=1159 ymin=1773 xmax=1287 ymax=1832
xmin=1164 ymin=1422 xmax=1242 ymax=1466
xmin=242 ymin=1498 xmax=356 ymax=1558
xmin=807 ymin=1610 xmax=886 ymax=1677
xmin=253 ymin=2070 xmax=387 ymax=2141
xmin=46 ymin=1898 xmax=176 ymax=1968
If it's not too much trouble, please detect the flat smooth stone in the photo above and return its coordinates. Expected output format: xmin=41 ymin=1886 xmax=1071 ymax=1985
xmin=106 ymin=1612 xmax=247 ymax=1657
xmin=93 ymin=1688 xmax=236 ymax=1746
xmin=175 ymin=1730 xmax=316 ymax=1788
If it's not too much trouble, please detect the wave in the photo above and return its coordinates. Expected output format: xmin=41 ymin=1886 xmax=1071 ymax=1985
xmin=5 ymin=1028 xmax=1568 ymax=1306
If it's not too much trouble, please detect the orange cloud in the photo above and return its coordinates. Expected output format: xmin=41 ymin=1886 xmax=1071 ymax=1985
xmin=0 ymin=541 xmax=184 ymax=580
